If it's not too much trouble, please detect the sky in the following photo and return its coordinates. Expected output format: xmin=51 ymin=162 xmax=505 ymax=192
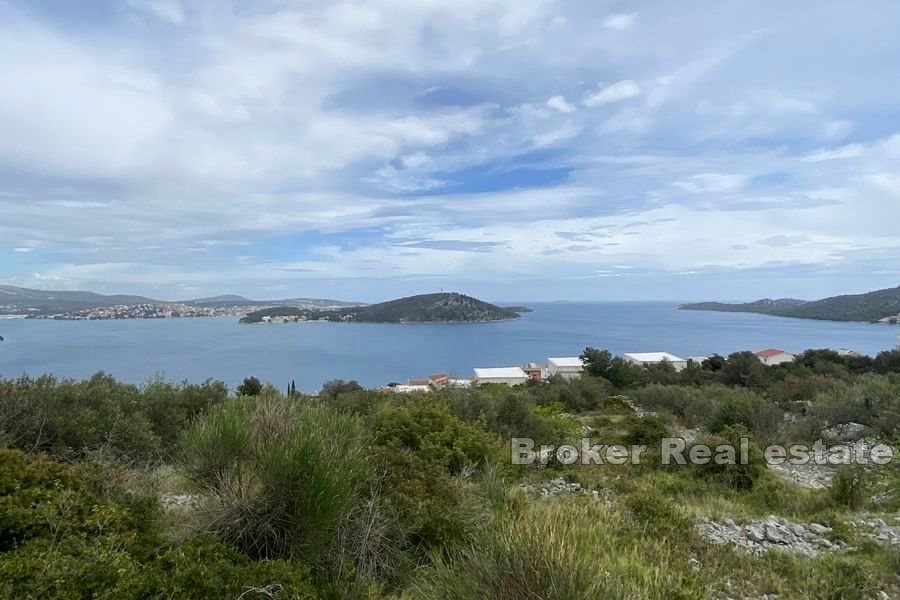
xmin=1 ymin=0 xmax=899 ymax=303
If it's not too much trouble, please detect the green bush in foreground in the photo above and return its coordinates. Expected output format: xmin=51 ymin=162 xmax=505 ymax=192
xmin=181 ymin=393 xmax=369 ymax=563
xmin=413 ymin=499 xmax=701 ymax=600
xmin=0 ymin=449 xmax=318 ymax=599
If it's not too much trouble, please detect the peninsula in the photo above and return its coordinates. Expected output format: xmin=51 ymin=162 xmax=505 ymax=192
xmin=680 ymin=285 xmax=900 ymax=324
xmin=240 ymin=292 xmax=522 ymax=324
xmin=0 ymin=285 xmax=362 ymax=320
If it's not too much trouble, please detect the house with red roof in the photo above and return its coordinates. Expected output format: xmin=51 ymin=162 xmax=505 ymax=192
xmin=754 ymin=348 xmax=795 ymax=366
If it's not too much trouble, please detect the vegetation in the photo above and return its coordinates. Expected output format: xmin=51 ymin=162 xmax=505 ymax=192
xmin=241 ymin=292 xmax=521 ymax=323
xmin=681 ymin=284 xmax=900 ymax=322
xmin=1 ymin=345 xmax=899 ymax=597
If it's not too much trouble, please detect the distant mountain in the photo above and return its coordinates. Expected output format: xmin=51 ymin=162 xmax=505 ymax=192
xmin=681 ymin=285 xmax=900 ymax=323
xmin=0 ymin=285 xmax=158 ymax=315
xmin=241 ymin=292 xmax=521 ymax=324
xmin=0 ymin=285 xmax=363 ymax=316
xmin=185 ymin=295 xmax=253 ymax=304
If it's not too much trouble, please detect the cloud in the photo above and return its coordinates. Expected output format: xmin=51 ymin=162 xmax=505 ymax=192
xmin=546 ymin=95 xmax=577 ymax=113
xmin=583 ymin=80 xmax=641 ymax=107
xmin=2 ymin=1 xmax=900 ymax=300
xmin=602 ymin=13 xmax=637 ymax=31
xmin=802 ymin=144 xmax=864 ymax=162
xmin=126 ymin=0 xmax=185 ymax=25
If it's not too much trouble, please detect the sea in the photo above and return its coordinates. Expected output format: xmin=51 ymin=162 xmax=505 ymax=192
xmin=0 ymin=302 xmax=897 ymax=393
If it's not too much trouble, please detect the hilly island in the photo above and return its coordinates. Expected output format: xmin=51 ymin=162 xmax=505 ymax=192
xmin=680 ymin=285 xmax=900 ymax=324
xmin=240 ymin=292 xmax=522 ymax=324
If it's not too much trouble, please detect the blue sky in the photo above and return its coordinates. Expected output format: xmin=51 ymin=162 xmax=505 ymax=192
xmin=1 ymin=0 xmax=899 ymax=302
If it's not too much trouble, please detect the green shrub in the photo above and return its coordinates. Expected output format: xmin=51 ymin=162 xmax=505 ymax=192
xmin=0 ymin=448 xmax=158 ymax=553
xmin=623 ymin=490 xmax=692 ymax=537
xmin=181 ymin=392 xmax=368 ymax=562
xmin=624 ymin=416 xmax=669 ymax=447
xmin=413 ymin=500 xmax=700 ymax=599
xmin=813 ymin=374 xmax=900 ymax=437
xmin=690 ymin=426 xmax=766 ymax=491
xmin=830 ymin=465 xmax=869 ymax=510
xmin=0 ymin=373 xmax=229 ymax=461
xmin=631 ymin=385 xmax=711 ymax=427
xmin=704 ymin=386 xmax=782 ymax=442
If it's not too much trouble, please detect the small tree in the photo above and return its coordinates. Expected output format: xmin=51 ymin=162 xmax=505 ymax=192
xmin=236 ymin=376 xmax=263 ymax=396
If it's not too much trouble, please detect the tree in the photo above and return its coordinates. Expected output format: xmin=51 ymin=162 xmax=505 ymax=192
xmin=580 ymin=347 xmax=613 ymax=378
xmin=874 ymin=349 xmax=900 ymax=374
xmin=236 ymin=376 xmax=263 ymax=396
xmin=722 ymin=352 xmax=767 ymax=388
xmin=701 ymin=354 xmax=726 ymax=372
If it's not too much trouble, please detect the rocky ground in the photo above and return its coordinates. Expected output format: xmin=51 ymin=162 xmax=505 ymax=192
xmin=766 ymin=439 xmax=884 ymax=489
xmin=849 ymin=515 xmax=900 ymax=548
xmin=697 ymin=516 xmax=846 ymax=557
xmin=159 ymin=493 xmax=198 ymax=511
xmin=519 ymin=477 xmax=605 ymax=500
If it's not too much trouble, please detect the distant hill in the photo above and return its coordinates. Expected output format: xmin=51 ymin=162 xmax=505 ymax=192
xmin=241 ymin=293 xmax=521 ymax=324
xmin=0 ymin=285 xmax=363 ymax=316
xmin=0 ymin=285 xmax=158 ymax=315
xmin=185 ymin=295 xmax=253 ymax=305
xmin=681 ymin=285 xmax=900 ymax=323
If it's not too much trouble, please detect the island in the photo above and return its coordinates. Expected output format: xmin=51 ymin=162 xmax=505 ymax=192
xmin=240 ymin=292 xmax=522 ymax=324
xmin=680 ymin=285 xmax=900 ymax=323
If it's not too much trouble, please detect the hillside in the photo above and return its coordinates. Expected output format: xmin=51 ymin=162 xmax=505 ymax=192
xmin=0 ymin=285 xmax=157 ymax=315
xmin=681 ymin=285 xmax=900 ymax=323
xmin=241 ymin=292 xmax=521 ymax=323
xmin=0 ymin=285 xmax=363 ymax=316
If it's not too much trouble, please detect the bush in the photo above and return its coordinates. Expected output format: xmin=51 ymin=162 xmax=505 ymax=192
xmin=413 ymin=500 xmax=700 ymax=599
xmin=631 ymin=385 xmax=712 ymax=427
xmin=624 ymin=416 xmax=669 ymax=447
xmin=0 ymin=448 xmax=158 ymax=553
xmin=0 ymin=450 xmax=320 ymax=599
xmin=372 ymin=397 xmax=502 ymax=553
xmin=812 ymin=374 xmax=900 ymax=437
xmin=623 ymin=490 xmax=692 ymax=537
xmin=181 ymin=392 xmax=369 ymax=562
xmin=830 ymin=465 xmax=869 ymax=510
xmin=0 ymin=373 xmax=229 ymax=461
xmin=690 ymin=426 xmax=766 ymax=491
xmin=704 ymin=386 xmax=782 ymax=442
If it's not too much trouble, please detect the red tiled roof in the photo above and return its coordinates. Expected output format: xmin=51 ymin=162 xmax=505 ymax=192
xmin=427 ymin=373 xmax=450 ymax=382
xmin=408 ymin=379 xmax=430 ymax=386
xmin=755 ymin=348 xmax=786 ymax=357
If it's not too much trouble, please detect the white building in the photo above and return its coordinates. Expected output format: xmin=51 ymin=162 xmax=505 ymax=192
xmin=754 ymin=348 xmax=795 ymax=366
xmin=624 ymin=352 xmax=688 ymax=372
xmin=473 ymin=367 xmax=529 ymax=386
xmin=385 ymin=384 xmax=431 ymax=393
xmin=547 ymin=357 xmax=585 ymax=379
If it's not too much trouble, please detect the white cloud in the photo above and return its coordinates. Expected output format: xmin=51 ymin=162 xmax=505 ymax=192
xmin=126 ymin=0 xmax=185 ymax=25
xmin=2 ymin=1 xmax=900 ymax=299
xmin=802 ymin=144 xmax=864 ymax=162
xmin=583 ymin=80 xmax=641 ymax=107
xmin=602 ymin=13 xmax=637 ymax=31
xmin=546 ymin=95 xmax=577 ymax=113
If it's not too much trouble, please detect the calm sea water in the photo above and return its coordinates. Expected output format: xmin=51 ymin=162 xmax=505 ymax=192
xmin=0 ymin=303 xmax=897 ymax=392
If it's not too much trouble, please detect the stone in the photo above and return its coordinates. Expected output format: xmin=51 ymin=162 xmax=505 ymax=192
xmin=747 ymin=525 xmax=766 ymax=543
xmin=808 ymin=523 xmax=831 ymax=536
xmin=688 ymin=557 xmax=702 ymax=573
xmin=765 ymin=523 xmax=791 ymax=545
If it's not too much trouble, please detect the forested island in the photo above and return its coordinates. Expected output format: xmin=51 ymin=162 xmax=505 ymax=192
xmin=240 ymin=292 xmax=522 ymax=323
xmin=1 ymin=345 xmax=899 ymax=598
xmin=681 ymin=285 xmax=900 ymax=323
